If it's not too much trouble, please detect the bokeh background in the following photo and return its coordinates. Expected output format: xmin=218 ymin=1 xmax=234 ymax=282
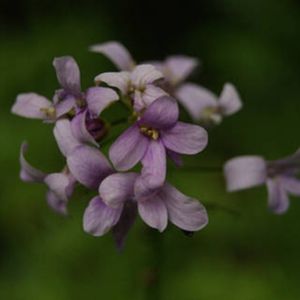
xmin=1 ymin=0 xmax=300 ymax=299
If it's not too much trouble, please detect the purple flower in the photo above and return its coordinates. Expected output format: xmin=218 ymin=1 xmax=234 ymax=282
xmin=12 ymin=56 xmax=119 ymax=131
xmin=224 ymin=150 xmax=300 ymax=214
xmin=20 ymin=143 xmax=76 ymax=215
xmin=176 ymin=83 xmax=242 ymax=124
xmin=109 ymin=96 xmax=208 ymax=196
xmin=95 ymin=64 xmax=167 ymax=112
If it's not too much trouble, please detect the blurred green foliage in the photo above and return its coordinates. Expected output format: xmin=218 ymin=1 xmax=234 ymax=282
xmin=1 ymin=0 xmax=300 ymax=299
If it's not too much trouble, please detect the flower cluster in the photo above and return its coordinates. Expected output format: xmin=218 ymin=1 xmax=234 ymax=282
xmin=13 ymin=41 xmax=243 ymax=248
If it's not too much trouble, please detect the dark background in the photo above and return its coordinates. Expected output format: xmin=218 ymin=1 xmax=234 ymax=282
xmin=1 ymin=0 xmax=300 ymax=299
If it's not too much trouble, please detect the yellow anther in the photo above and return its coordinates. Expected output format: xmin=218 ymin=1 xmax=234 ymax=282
xmin=40 ymin=106 xmax=56 ymax=118
xmin=140 ymin=126 xmax=160 ymax=140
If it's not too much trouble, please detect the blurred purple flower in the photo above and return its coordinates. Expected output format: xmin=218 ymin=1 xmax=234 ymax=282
xmin=224 ymin=150 xmax=300 ymax=214
xmin=109 ymin=96 xmax=208 ymax=197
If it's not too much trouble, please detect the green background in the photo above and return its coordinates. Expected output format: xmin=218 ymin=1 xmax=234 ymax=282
xmin=1 ymin=0 xmax=300 ymax=299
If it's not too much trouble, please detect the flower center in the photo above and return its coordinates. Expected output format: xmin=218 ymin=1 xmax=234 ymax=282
xmin=40 ymin=106 xmax=56 ymax=118
xmin=140 ymin=126 xmax=159 ymax=140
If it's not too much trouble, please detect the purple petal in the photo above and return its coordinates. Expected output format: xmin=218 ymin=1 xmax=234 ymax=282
xmin=71 ymin=110 xmax=98 ymax=147
xmin=267 ymin=178 xmax=289 ymax=214
xmin=224 ymin=156 xmax=267 ymax=191
xmin=53 ymin=119 xmax=81 ymax=157
xmin=160 ymin=183 xmax=208 ymax=231
xmin=112 ymin=201 xmax=137 ymax=250
xmin=140 ymin=96 xmax=179 ymax=130
xmin=11 ymin=93 xmax=53 ymax=119
xmin=175 ymin=83 xmax=217 ymax=121
xmin=133 ymin=85 xmax=168 ymax=112
xmin=134 ymin=140 xmax=166 ymax=198
xmin=99 ymin=172 xmax=138 ymax=208
xmin=282 ymin=176 xmax=300 ymax=196
xmin=86 ymin=87 xmax=119 ymax=118
xmin=131 ymin=64 xmax=163 ymax=88
xmin=20 ymin=142 xmax=46 ymax=183
xmin=55 ymin=95 xmax=76 ymax=118
xmin=137 ymin=197 xmax=168 ymax=232
xmin=53 ymin=56 xmax=81 ymax=96
xmin=167 ymin=150 xmax=183 ymax=167
xmin=89 ymin=41 xmax=135 ymax=71
xmin=83 ymin=196 xmax=123 ymax=236
xmin=67 ymin=145 xmax=113 ymax=189
xmin=161 ymin=122 xmax=208 ymax=155
xmin=94 ymin=71 xmax=130 ymax=95
xmin=164 ymin=55 xmax=199 ymax=85
xmin=218 ymin=83 xmax=242 ymax=116
xmin=109 ymin=125 xmax=149 ymax=171
xmin=46 ymin=191 xmax=68 ymax=215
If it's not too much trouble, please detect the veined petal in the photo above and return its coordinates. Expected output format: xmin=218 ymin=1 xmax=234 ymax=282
xmin=53 ymin=119 xmax=81 ymax=157
xmin=138 ymin=197 xmax=168 ymax=232
xmin=94 ymin=71 xmax=130 ymax=95
xmin=134 ymin=140 xmax=166 ymax=198
xmin=11 ymin=93 xmax=53 ymax=119
xmin=86 ymin=87 xmax=119 ymax=117
xmin=89 ymin=41 xmax=135 ymax=71
xmin=224 ymin=156 xmax=267 ymax=192
xmin=67 ymin=145 xmax=113 ymax=189
xmin=55 ymin=96 xmax=76 ymax=118
xmin=20 ymin=142 xmax=46 ymax=183
xmin=175 ymin=83 xmax=217 ymax=121
xmin=133 ymin=85 xmax=168 ymax=112
xmin=218 ymin=83 xmax=242 ymax=116
xmin=83 ymin=196 xmax=123 ymax=236
xmin=53 ymin=56 xmax=81 ymax=96
xmin=99 ymin=172 xmax=138 ymax=208
xmin=267 ymin=178 xmax=289 ymax=214
xmin=109 ymin=124 xmax=149 ymax=171
xmin=46 ymin=190 xmax=68 ymax=216
xmin=164 ymin=55 xmax=199 ymax=85
xmin=282 ymin=176 xmax=300 ymax=196
xmin=161 ymin=122 xmax=208 ymax=155
xmin=131 ymin=64 xmax=163 ymax=89
xmin=71 ymin=110 xmax=98 ymax=147
xmin=140 ymin=96 xmax=179 ymax=130
xmin=160 ymin=183 xmax=208 ymax=231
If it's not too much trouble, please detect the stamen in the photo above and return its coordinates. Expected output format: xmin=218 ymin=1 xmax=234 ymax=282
xmin=140 ymin=126 xmax=159 ymax=140
xmin=40 ymin=106 xmax=56 ymax=118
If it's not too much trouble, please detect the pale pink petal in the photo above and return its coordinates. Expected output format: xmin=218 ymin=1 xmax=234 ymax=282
xmin=267 ymin=178 xmax=289 ymax=214
xmin=218 ymin=83 xmax=242 ymax=116
xmin=94 ymin=71 xmax=130 ymax=94
xmin=131 ymin=64 xmax=163 ymax=89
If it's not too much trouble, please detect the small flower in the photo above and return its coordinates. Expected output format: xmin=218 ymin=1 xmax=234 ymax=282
xmin=224 ymin=150 xmax=300 ymax=214
xmin=20 ymin=143 xmax=76 ymax=215
xmin=83 ymin=172 xmax=208 ymax=249
xmin=109 ymin=96 xmax=208 ymax=196
xmin=95 ymin=64 xmax=167 ymax=112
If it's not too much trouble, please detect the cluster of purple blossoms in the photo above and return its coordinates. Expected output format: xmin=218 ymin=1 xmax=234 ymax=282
xmin=14 ymin=40 xmax=294 ymax=249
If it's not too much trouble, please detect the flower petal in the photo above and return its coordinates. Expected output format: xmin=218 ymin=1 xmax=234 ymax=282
xmin=86 ymin=87 xmax=119 ymax=117
xmin=11 ymin=93 xmax=53 ymax=119
xmin=109 ymin=125 xmax=149 ymax=171
xmin=175 ymin=83 xmax=217 ymax=121
xmin=140 ymin=96 xmax=179 ymax=130
xmin=67 ymin=145 xmax=113 ymax=189
xmin=282 ymin=176 xmax=300 ymax=196
xmin=160 ymin=183 xmax=208 ymax=231
xmin=267 ymin=178 xmax=289 ymax=214
xmin=83 ymin=196 xmax=123 ymax=236
xmin=46 ymin=190 xmax=68 ymax=216
xmin=89 ymin=41 xmax=135 ymax=71
xmin=53 ymin=119 xmax=81 ymax=157
xmin=224 ymin=156 xmax=267 ymax=191
xmin=134 ymin=140 xmax=166 ymax=198
xmin=131 ymin=64 xmax=163 ymax=88
xmin=161 ymin=121 xmax=208 ymax=155
xmin=133 ymin=85 xmax=168 ymax=112
xmin=99 ymin=172 xmax=138 ymax=208
xmin=138 ymin=197 xmax=168 ymax=232
xmin=164 ymin=55 xmax=199 ymax=85
xmin=112 ymin=201 xmax=137 ymax=250
xmin=55 ymin=95 xmax=76 ymax=118
xmin=218 ymin=83 xmax=242 ymax=116
xmin=20 ymin=142 xmax=46 ymax=183
xmin=94 ymin=71 xmax=130 ymax=95
xmin=53 ymin=56 xmax=81 ymax=96
xmin=71 ymin=110 xmax=98 ymax=147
